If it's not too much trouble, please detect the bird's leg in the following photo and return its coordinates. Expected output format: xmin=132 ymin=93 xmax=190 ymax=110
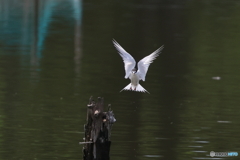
xmin=134 ymin=87 xmax=136 ymax=91
xmin=130 ymin=87 xmax=132 ymax=90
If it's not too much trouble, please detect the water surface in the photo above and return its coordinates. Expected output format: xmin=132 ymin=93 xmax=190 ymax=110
xmin=0 ymin=0 xmax=239 ymax=159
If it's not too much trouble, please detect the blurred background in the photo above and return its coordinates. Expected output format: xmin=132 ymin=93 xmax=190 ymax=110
xmin=0 ymin=0 xmax=240 ymax=159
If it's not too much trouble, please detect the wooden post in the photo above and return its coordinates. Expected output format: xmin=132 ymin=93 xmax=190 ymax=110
xmin=80 ymin=97 xmax=116 ymax=160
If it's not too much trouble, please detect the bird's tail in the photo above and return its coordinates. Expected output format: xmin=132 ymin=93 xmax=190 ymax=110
xmin=120 ymin=83 xmax=149 ymax=94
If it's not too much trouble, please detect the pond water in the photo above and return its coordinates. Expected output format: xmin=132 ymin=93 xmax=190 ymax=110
xmin=0 ymin=0 xmax=240 ymax=159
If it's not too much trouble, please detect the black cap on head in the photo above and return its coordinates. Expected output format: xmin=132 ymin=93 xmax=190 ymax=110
xmin=132 ymin=68 xmax=137 ymax=73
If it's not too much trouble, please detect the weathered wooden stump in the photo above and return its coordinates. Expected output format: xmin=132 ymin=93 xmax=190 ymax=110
xmin=80 ymin=96 xmax=116 ymax=160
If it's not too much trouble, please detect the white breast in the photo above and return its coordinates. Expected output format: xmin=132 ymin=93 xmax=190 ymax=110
xmin=130 ymin=73 xmax=139 ymax=87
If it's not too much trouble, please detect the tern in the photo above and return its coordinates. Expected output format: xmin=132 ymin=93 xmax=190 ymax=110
xmin=113 ymin=39 xmax=164 ymax=93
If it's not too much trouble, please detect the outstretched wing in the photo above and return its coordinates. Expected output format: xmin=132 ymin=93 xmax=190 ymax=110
xmin=113 ymin=39 xmax=136 ymax=79
xmin=137 ymin=45 xmax=164 ymax=81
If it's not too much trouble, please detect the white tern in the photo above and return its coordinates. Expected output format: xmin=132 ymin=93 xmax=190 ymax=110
xmin=113 ymin=39 xmax=164 ymax=93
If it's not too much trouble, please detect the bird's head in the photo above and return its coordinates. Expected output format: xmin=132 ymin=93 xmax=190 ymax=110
xmin=132 ymin=68 xmax=137 ymax=74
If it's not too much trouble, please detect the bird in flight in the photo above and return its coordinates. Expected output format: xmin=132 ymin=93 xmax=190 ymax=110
xmin=113 ymin=39 xmax=164 ymax=93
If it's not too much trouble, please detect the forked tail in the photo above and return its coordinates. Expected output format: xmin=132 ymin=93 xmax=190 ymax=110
xmin=120 ymin=83 xmax=149 ymax=94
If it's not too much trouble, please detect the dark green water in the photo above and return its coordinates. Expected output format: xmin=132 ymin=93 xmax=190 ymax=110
xmin=0 ymin=0 xmax=239 ymax=159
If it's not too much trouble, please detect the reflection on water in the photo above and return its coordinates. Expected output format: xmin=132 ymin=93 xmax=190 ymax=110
xmin=0 ymin=0 xmax=240 ymax=160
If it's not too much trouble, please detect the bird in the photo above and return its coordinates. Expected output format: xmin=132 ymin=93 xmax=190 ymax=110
xmin=113 ymin=39 xmax=164 ymax=93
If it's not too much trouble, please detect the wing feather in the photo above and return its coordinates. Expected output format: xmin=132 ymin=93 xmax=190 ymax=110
xmin=137 ymin=45 xmax=164 ymax=81
xmin=113 ymin=39 xmax=136 ymax=79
